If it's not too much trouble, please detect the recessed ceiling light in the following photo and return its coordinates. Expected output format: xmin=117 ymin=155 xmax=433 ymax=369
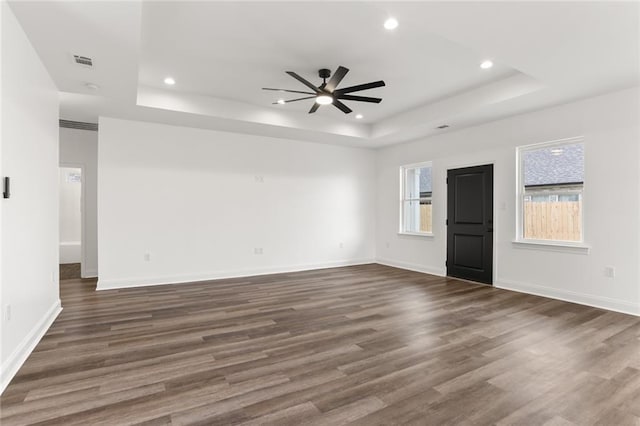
xmin=315 ymin=95 xmax=333 ymax=105
xmin=384 ymin=17 xmax=399 ymax=30
xmin=276 ymin=99 xmax=286 ymax=105
xmin=550 ymin=148 xmax=564 ymax=156
xmin=85 ymin=82 xmax=100 ymax=90
xmin=163 ymin=77 xmax=176 ymax=85
xmin=355 ymin=114 xmax=363 ymax=119
xmin=480 ymin=60 xmax=493 ymax=70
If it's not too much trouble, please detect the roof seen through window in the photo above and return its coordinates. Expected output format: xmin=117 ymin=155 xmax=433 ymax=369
xmin=523 ymin=143 xmax=584 ymax=186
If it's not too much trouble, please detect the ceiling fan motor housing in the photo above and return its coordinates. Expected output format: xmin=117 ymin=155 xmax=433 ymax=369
xmin=318 ymin=68 xmax=331 ymax=79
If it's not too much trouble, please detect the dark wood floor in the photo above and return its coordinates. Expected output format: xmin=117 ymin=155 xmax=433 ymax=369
xmin=59 ymin=263 xmax=81 ymax=280
xmin=2 ymin=264 xmax=639 ymax=425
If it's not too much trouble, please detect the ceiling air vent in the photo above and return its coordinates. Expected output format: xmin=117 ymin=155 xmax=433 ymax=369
xmin=436 ymin=124 xmax=450 ymax=129
xmin=72 ymin=54 xmax=93 ymax=67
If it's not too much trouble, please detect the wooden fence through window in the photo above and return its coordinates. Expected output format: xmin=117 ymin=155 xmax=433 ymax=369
xmin=524 ymin=201 xmax=581 ymax=241
xmin=419 ymin=202 xmax=581 ymax=241
xmin=420 ymin=205 xmax=433 ymax=233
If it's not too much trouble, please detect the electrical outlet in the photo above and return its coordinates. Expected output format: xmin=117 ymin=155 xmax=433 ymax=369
xmin=604 ymin=266 xmax=615 ymax=278
xmin=254 ymin=248 xmax=263 ymax=255
xmin=254 ymin=175 xmax=264 ymax=183
xmin=5 ymin=304 xmax=11 ymax=322
xmin=386 ymin=242 xmax=390 ymax=248
xmin=144 ymin=252 xmax=151 ymax=262
xmin=339 ymin=242 xmax=344 ymax=249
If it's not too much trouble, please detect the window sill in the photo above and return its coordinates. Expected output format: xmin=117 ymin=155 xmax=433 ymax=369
xmin=511 ymin=239 xmax=590 ymax=254
xmin=398 ymin=232 xmax=434 ymax=238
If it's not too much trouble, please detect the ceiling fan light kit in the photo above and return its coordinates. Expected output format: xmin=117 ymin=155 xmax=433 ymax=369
xmin=315 ymin=95 xmax=333 ymax=105
xmin=263 ymin=65 xmax=385 ymax=114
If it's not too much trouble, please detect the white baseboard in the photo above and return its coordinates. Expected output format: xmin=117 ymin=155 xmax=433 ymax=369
xmin=1 ymin=299 xmax=62 ymax=394
xmin=96 ymin=258 xmax=376 ymax=290
xmin=376 ymin=258 xmax=446 ymax=277
xmin=59 ymin=241 xmax=81 ymax=264
xmin=376 ymin=260 xmax=638 ymax=317
xmin=96 ymin=258 xmax=638 ymax=316
xmin=495 ymin=279 xmax=639 ymax=317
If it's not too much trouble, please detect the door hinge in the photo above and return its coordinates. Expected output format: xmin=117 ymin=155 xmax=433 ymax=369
xmin=446 ymin=219 xmax=448 ymax=225
xmin=445 ymin=260 xmax=448 ymax=267
xmin=446 ymin=177 xmax=448 ymax=184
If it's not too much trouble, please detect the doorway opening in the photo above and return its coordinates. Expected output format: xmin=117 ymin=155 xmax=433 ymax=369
xmin=59 ymin=166 xmax=83 ymax=280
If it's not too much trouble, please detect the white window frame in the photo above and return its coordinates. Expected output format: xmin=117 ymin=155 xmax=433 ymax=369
xmin=514 ymin=137 xmax=589 ymax=252
xmin=399 ymin=161 xmax=433 ymax=236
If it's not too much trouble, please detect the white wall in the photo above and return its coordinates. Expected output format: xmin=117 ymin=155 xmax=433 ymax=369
xmin=59 ymin=167 xmax=81 ymax=263
xmin=376 ymin=87 xmax=640 ymax=316
xmin=1 ymin=3 xmax=61 ymax=393
xmin=59 ymin=128 xmax=98 ymax=276
xmin=97 ymin=117 xmax=376 ymax=289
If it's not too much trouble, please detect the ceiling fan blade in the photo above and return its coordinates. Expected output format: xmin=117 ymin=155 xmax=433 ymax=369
xmin=333 ymin=99 xmax=353 ymax=114
xmin=272 ymin=96 xmax=316 ymax=104
xmin=324 ymin=66 xmax=349 ymax=93
xmin=308 ymin=103 xmax=320 ymax=114
xmin=262 ymin=88 xmax=316 ymax=95
xmin=335 ymin=94 xmax=382 ymax=103
xmin=286 ymin=71 xmax=320 ymax=93
xmin=334 ymin=80 xmax=386 ymax=95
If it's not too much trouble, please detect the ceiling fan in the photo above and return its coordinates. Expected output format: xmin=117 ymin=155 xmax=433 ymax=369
xmin=262 ymin=66 xmax=385 ymax=114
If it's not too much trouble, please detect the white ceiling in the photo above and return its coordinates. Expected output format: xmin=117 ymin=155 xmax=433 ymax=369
xmin=139 ymin=2 xmax=517 ymax=122
xmin=9 ymin=1 xmax=640 ymax=148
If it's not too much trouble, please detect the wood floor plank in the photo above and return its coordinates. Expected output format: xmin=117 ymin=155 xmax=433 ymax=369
xmin=2 ymin=264 xmax=639 ymax=425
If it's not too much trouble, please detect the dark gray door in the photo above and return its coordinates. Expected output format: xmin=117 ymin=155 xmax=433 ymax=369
xmin=446 ymin=164 xmax=493 ymax=284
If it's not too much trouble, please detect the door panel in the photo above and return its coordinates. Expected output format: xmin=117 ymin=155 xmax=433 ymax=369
xmin=453 ymin=234 xmax=484 ymax=269
xmin=447 ymin=165 xmax=493 ymax=284
xmin=454 ymin=174 xmax=484 ymax=224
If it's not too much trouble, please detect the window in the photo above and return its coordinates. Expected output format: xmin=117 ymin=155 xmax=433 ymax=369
xmin=400 ymin=162 xmax=432 ymax=234
xmin=518 ymin=139 xmax=584 ymax=242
